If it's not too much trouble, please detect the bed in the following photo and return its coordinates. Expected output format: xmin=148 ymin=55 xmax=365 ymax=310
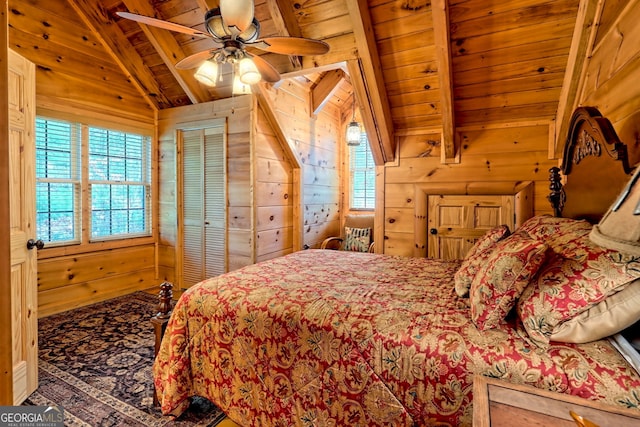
xmin=153 ymin=107 xmax=640 ymax=426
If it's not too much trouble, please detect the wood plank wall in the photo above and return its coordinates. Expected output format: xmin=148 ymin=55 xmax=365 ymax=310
xmin=264 ymin=80 xmax=342 ymax=249
xmin=254 ymin=102 xmax=295 ymax=261
xmin=383 ymin=125 xmax=556 ymax=256
xmin=579 ymin=0 xmax=640 ymax=166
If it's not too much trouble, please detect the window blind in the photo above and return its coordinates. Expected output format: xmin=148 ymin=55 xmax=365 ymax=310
xmin=350 ymin=132 xmax=376 ymax=209
xmin=88 ymin=127 xmax=151 ymax=240
xmin=35 ymin=117 xmax=80 ymax=244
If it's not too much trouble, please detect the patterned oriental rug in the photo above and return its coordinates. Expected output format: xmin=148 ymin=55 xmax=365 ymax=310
xmin=25 ymin=291 xmax=227 ymax=427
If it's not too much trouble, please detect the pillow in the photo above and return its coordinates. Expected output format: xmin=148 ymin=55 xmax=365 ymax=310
xmin=550 ymin=278 xmax=640 ymax=343
xmin=343 ymin=226 xmax=371 ymax=252
xmin=517 ymin=231 xmax=640 ymax=348
xmin=454 ymin=225 xmax=511 ymax=297
xmin=519 ymin=215 xmax=592 ymax=249
xmin=469 ymin=231 xmax=548 ymax=330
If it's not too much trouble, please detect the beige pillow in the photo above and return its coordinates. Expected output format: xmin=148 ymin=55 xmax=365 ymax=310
xmin=550 ymin=279 xmax=640 ymax=344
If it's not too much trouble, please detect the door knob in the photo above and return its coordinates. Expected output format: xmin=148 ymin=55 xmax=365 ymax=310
xmin=429 ymin=228 xmax=438 ymax=235
xmin=27 ymin=239 xmax=44 ymax=250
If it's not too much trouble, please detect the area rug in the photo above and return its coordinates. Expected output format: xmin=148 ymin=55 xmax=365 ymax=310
xmin=25 ymin=291 xmax=227 ymax=427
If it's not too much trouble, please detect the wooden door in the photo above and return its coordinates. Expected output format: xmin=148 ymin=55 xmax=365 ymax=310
xmin=8 ymin=49 xmax=38 ymax=404
xmin=427 ymin=195 xmax=514 ymax=260
xmin=180 ymin=123 xmax=226 ymax=288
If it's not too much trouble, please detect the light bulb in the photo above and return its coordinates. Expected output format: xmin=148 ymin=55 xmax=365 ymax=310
xmin=238 ymin=57 xmax=261 ymax=84
xmin=232 ymin=75 xmax=252 ymax=94
xmin=194 ymin=61 xmax=219 ymax=86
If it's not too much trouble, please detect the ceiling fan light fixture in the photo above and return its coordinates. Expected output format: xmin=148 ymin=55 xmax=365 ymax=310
xmin=238 ymin=19 xmax=260 ymax=43
xmin=232 ymin=75 xmax=252 ymax=95
xmin=204 ymin=8 xmax=230 ymax=39
xmin=238 ymin=57 xmax=261 ymax=85
xmin=220 ymin=0 xmax=255 ymax=32
xmin=194 ymin=60 xmax=219 ymax=86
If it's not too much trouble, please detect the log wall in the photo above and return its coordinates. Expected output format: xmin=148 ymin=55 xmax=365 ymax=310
xmin=383 ymin=124 xmax=556 ymax=256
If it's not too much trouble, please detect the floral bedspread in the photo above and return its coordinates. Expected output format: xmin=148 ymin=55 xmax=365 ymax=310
xmin=154 ymin=250 xmax=640 ymax=426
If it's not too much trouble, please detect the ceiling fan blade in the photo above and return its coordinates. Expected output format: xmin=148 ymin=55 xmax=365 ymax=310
xmin=254 ymin=37 xmax=330 ymax=56
xmin=116 ymin=11 xmax=212 ymax=39
xmin=250 ymin=55 xmax=281 ymax=83
xmin=219 ymin=0 xmax=254 ymax=32
xmin=176 ymin=50 xmax=220 ymax=70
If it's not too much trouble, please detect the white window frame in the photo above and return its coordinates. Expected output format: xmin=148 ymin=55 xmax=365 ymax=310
xmin=35 ymin=116 xmax=152 ymax=247
xmin=87 ymin=127 xmax=152 ymax=242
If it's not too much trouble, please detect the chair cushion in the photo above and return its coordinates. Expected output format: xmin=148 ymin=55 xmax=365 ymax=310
xmin=344 ymin=214 xmax=375 ymax=230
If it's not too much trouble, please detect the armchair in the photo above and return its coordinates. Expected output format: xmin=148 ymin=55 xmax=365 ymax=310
xmin=321 ymin=214 xmax=375 ymax=253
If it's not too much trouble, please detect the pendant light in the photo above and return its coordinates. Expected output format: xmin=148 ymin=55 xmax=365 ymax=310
xmin=346 ymin=95 xmax=360 ymax=146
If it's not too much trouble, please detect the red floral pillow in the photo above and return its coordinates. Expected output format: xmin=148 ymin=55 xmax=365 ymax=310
xmin=469 ymin=231 xmax=548 ymax=330
xmin=519 ymin=215 xmax=592 ymax=248
xmin=517 ymin=231 xmax=640 ymax=347
xmin=454 ymin=225 xmax=510 ymax=297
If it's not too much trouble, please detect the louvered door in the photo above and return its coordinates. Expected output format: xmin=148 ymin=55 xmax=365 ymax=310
xmin=181 ymin=124 xmax=226 ymax=288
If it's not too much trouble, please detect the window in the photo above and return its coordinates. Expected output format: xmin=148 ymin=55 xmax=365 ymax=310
xmin=36 ymin=117 xmax=152 ymax=246
xmin=349 ymin=132 xmax=375 ymax=209
xmin=36 ymin=118 xmax=81 ymax=244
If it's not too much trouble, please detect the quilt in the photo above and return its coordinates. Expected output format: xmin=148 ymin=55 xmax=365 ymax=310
xmin=154 ymin=249 xmax=640 ymax=426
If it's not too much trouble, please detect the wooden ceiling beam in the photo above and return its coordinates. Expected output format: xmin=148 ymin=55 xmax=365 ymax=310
xmin=554 ymin=0 xmax=601 ymax=158
xmin=65 ymin=0 xmax=170 ymax=110
xmin=311 ymin=69 xmax=345 ymax=115
xmin=431 ymin=0 xmax=458 ymax=163
xmin=195 ymin=0 xmax=219 ymax=11
xmin=345 ymin=0 xmax=395 ymax=164
xmin=122 ymin=0 xmax=212 ymax=104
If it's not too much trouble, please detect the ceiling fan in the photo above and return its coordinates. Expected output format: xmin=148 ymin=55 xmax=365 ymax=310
xmin=116 ymin=0 xmax=330 ymax=87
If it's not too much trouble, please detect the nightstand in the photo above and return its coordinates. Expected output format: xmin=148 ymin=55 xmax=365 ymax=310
xmin=473 ymin=375 xmax=640 ymax=426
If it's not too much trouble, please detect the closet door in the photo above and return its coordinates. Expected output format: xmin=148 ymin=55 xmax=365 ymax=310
xmin=427 ymin=195 xmax=514 ymax=260
xmin=181 ymin=124 xmax=226 ymax=288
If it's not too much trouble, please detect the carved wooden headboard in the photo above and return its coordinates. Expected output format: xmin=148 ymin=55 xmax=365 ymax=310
xmin=549 ymin=107 xmax=633 ymax=222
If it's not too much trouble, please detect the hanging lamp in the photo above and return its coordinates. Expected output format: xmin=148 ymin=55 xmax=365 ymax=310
xmin=346 ymin=95 xmax=360 ymax=146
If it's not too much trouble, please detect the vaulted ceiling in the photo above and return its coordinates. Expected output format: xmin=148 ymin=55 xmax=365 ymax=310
xmin=9 ymin=0 xmax=586 ymax=163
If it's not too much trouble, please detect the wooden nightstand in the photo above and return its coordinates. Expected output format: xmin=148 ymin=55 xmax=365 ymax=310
xmin=473 ymin=375 xmax=640 ymax=426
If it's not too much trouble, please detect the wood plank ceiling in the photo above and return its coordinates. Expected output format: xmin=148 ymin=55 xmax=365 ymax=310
xmin=9 ymin=0 xmax=582 ymax=162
